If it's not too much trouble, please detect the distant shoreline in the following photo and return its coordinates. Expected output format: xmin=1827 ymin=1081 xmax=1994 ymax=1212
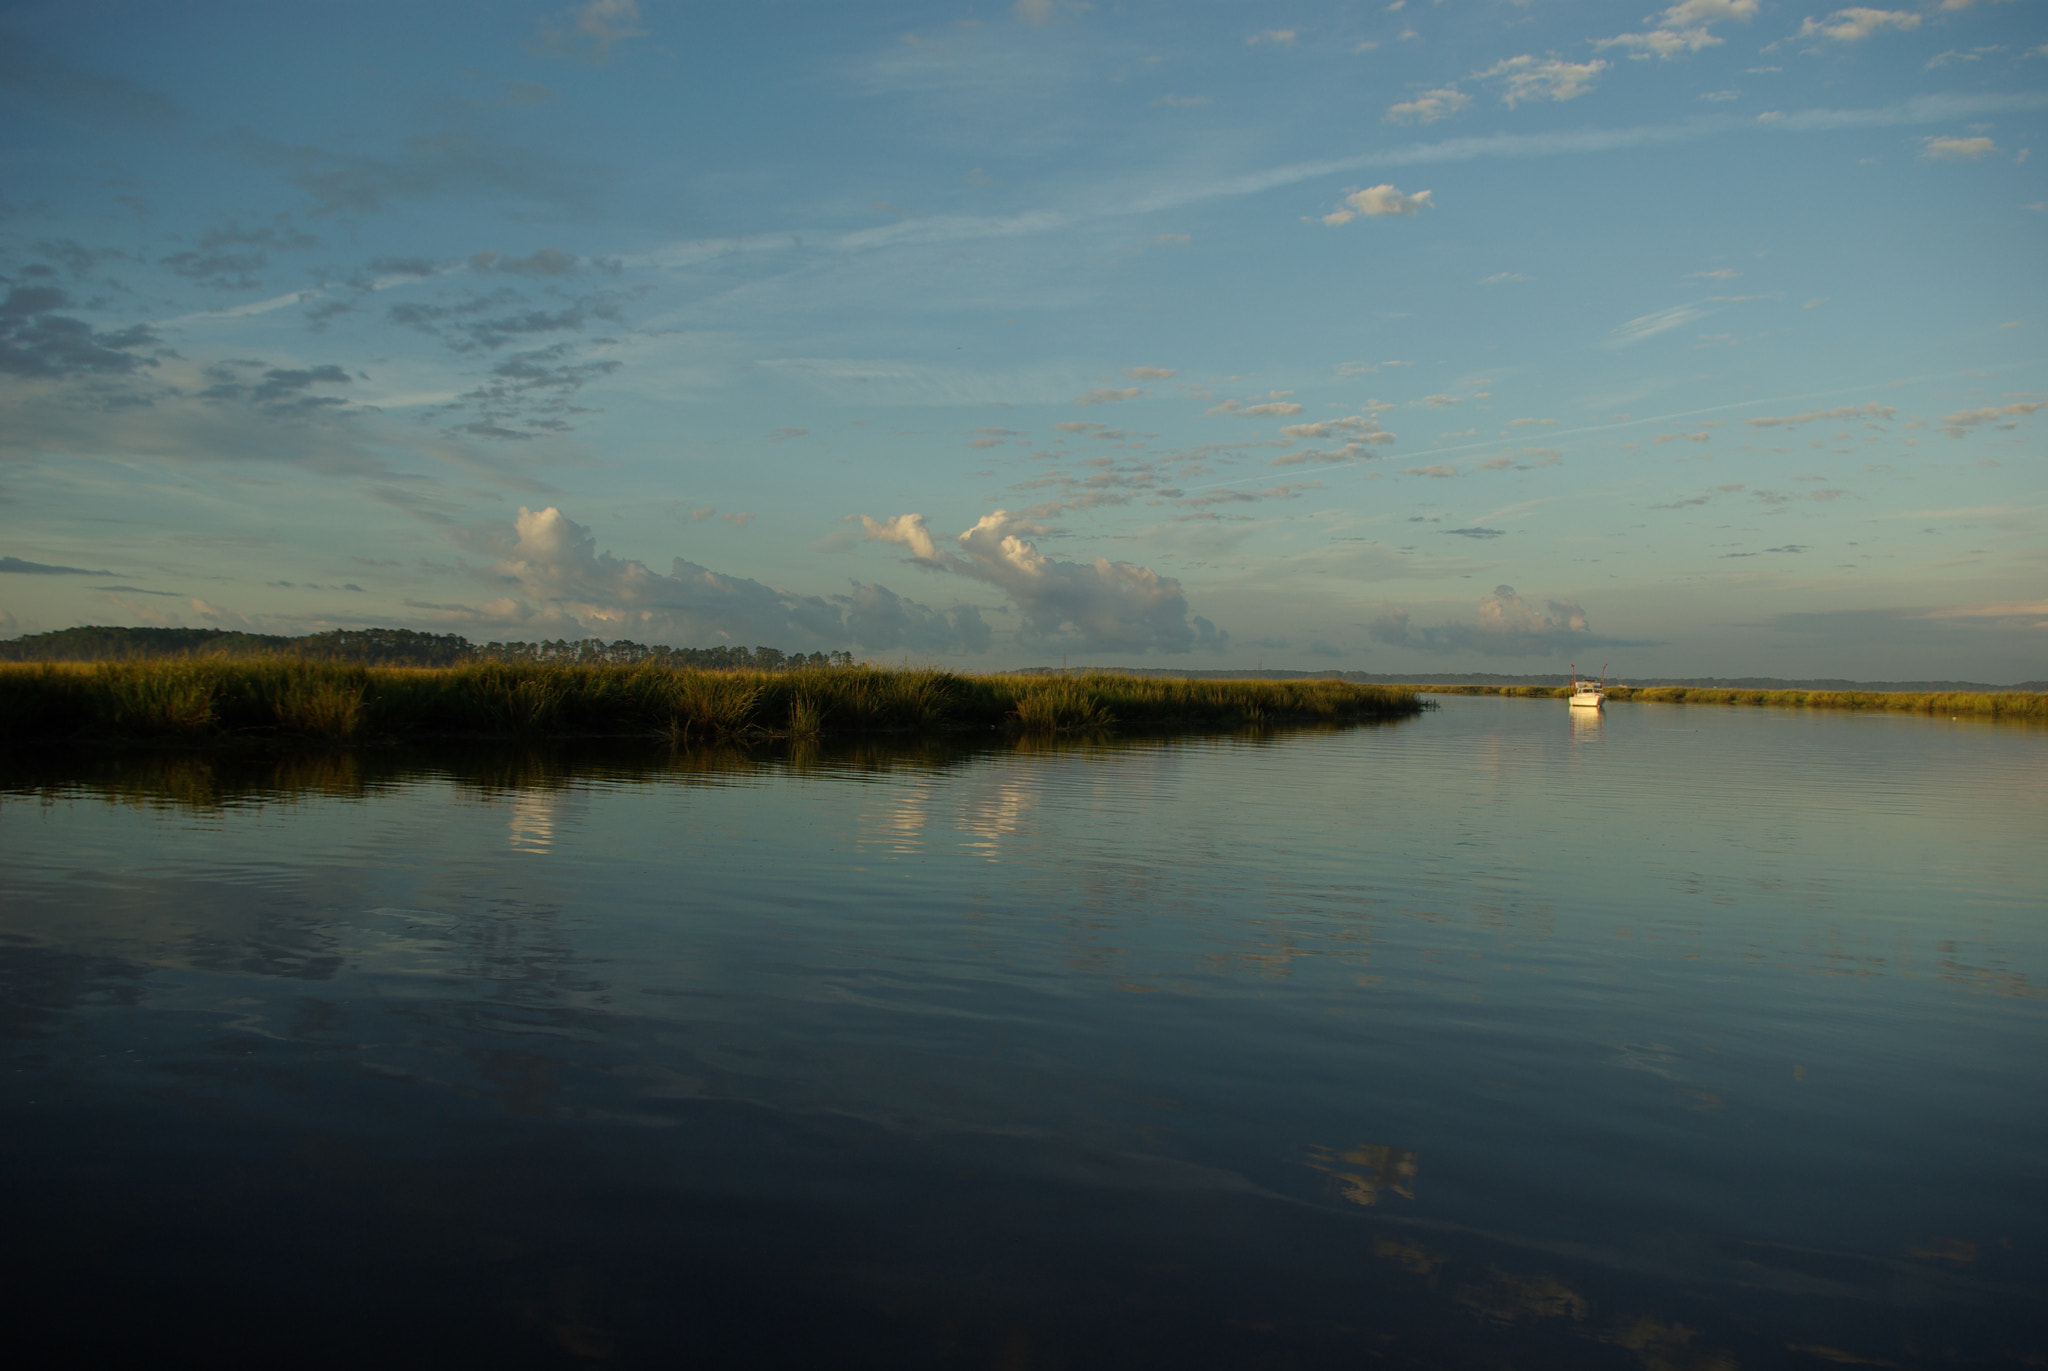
xmin=1398 ymin=683 xmax=2045 ymax=719
xmin=1007 ymin=666 xmax=2047 ymax=693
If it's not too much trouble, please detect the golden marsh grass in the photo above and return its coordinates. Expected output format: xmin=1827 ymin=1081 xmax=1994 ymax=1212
xmin=0 ymin=659 xmax=1426 ymax=746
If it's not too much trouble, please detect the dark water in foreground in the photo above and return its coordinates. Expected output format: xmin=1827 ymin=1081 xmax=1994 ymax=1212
xmin=2 ymin=698 xmax=2043 ymax=1368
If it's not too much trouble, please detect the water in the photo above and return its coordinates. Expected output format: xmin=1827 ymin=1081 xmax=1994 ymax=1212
xmin=2 ymin=698 xmax=2043 ymax=1368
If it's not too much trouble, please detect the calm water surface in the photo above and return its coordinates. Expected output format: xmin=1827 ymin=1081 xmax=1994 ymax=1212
xmin=3 ymin=698 xmax=2043 ymax=1367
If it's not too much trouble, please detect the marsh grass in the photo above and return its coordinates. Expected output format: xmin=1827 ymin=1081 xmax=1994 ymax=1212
xmin=0 ymin=660 xmax=1425 ymax=746
xmin=1415 ymin=683 xmax=2047 ymax=718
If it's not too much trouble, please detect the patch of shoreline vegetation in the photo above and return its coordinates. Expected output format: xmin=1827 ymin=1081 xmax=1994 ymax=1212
xmin=1414 ymin=683 xmax=2046 ymax=719
xmin=0 ymin=660 xmax=1428 ymax=747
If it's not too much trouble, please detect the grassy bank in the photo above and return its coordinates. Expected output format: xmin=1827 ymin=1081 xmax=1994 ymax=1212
xmin=0 ymin=660 xmax=1426 ymax=746
xmin=1414 ymin=683 xmax=2047 ymax=718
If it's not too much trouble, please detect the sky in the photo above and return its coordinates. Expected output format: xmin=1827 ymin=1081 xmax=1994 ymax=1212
xmin=2 ymin=0 xmax=2044 ymax=680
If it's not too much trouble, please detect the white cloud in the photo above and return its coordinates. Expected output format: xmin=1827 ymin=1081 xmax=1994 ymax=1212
xmin=1247 ymin=29 xmax=1299 ymax=46
xmin=1475 ymin=55 xmax=1607 ymax=106
xmin=1665 ymin=0 xmax=1764 ymax=22
xmin=1124 ymin=366 xmax=1175 ymax=379
xmin=1597 ymin=0 xmax=1757 ymax=61
xmin=1479 ymin=272 xmax=1530 ymax=285
xmin=861 ymin=509 xmax=1225 ymax=652
xmin=1272 ymin=439 xmax=1391 ymax=468
xmin=1208 ymin=391 xmax=1299 ymax=416
xmin=1796 ymin=8 xmax=1922 ymax=44
xmin=1920 ymin=135 xmax=1997 ymax=160
xmin=1940 ymin=402 xmax=2042 ymax=437
xmin=1075 ymin=386 xmax=1142 ymax=405
xmin=1322 ymin=184 xmax=1434 ymax=224
xmin=859 ymin=512 xmax=940 ymax=560
xmin=1371 ymin=585 xmax=1628 ymax=657
xmin=1280 ymin=414 xmax=1396 ymax=442
xmin=484 ymin=506 xmax=979 ymax=652
xmin=1404 ymin=464 xmax=1458 ymax=477
xmin=1745 ymin=402 xmax=1896 ymax=427
xmin=1385 ymin=88 xmax=1471 ymax=125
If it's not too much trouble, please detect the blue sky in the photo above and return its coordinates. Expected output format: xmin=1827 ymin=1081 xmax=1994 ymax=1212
xmin=2 ymin=0 xmax=2043 ymax=678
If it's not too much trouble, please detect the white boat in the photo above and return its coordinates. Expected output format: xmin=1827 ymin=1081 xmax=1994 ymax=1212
xmin=1568 ymin=663 xmax=1608 ymax=709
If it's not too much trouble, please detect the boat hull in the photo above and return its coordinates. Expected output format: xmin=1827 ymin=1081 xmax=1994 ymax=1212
xmin=1569 ymin=692 xmax=1604 ymax=709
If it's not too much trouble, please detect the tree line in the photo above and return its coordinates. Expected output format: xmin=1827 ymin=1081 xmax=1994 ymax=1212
xmin=0 ymin=626 xmax=856 ymax=670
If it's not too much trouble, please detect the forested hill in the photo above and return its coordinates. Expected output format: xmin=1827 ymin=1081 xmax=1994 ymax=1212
xmin=0 ymin=626 xmax=850 ymax=670
xmin=0 ymin=627 xmax=472 ymax=664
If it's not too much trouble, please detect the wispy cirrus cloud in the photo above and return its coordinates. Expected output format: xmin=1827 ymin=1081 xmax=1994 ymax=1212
xmin=1609 ymin=303 xmax=1714 ymax=346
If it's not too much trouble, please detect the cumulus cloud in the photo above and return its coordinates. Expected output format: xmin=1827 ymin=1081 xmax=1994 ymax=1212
xmin=1797 ymin=8 xmax=1922 ymax=43
xmin=1124 ymin=366 xmax=1175 ymax=379
xmin=1247 ymin=29 xmax=1299 ymax=46
xmin=861 ymin=509 xmax=1224 ymax=653
xmin=841 ymin=581 xmax=991 ymax=653
xmin=1322 ymin=184 xmax=1434 ymax=224
xmin=1404 ymin=464 xmax=1458 ymax=478
xmin=1238 ymin=401 xmax=1304 ymax=416
xmin=1597 ymin=0 xmax=1757 ymax=60
xmin=1371 ymin=585 xmax=1632 ymax=657
xmin=1075 ymin=386 xmax=1142 ymax=406
xmin=1940 ymin=402 xmax=2042 ymax=437
xmin=1744 ymin=402 xmax=1896 ymax=427
xmin=1385 ymin=88 xmax=1471 ymax=125
xmin=484 ymin=506 xmax=980 ymax=652
xmin=1475 ymin=55 xmax=1607 ymax=106
xmin=1920 ymin=135 xmax=1997 ymax=160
